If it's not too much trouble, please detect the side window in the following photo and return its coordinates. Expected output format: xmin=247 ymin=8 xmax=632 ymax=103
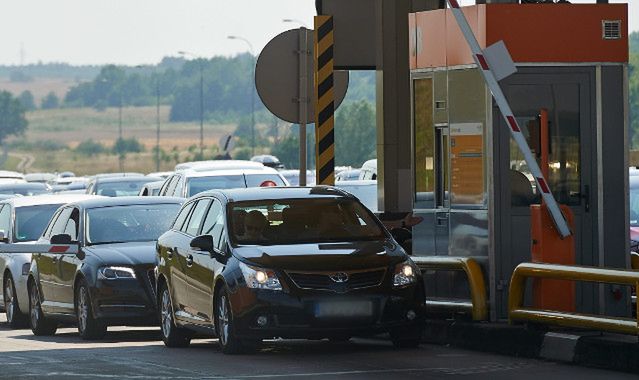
xmin=184 ymin=199 xmax=211 ymax=236
xmin=173 ymin=201 xmax=195 ymax=231
xmin=0 ymin=205 xmax=11 ymax=236
xmin=50 ymin=208 xmax=73 ymax=238
xmin=63 ymin=208 xmax=80 ymax=241
xmin=86 ymin=182 xmax=94 ymax=194
xmin=201 ymin=200 xmax=225 ymax=247
xmin=43 ymin=210 xmax=62 ymax=239
xmin=163 ymin=176 xmax=178 ymax=196
xmin=174 ymin=176 xmax=185 ymax=197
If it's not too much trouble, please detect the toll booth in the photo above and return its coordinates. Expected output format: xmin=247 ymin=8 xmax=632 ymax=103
xmin=408 ymin=3 xmax=629 ymax=320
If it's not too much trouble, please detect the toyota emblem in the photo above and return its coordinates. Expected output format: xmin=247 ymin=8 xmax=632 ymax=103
xmin=329 ymin=272 xmax=349 ymax=283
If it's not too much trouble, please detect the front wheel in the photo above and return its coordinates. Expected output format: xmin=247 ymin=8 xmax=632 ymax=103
xmin=76 ymin=281 xmax=106 ymax=340
xmin=28 ymin=281 xmax=57 ymax=336
xmin=159 ymin=284 xmax=191 ymax=348
xmin=4 ymin=275 xmax=28 ymax=328
xmin=216 ymin=288 xmax=254 ymax=354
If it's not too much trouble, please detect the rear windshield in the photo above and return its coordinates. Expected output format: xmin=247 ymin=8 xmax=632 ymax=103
xmin=15 ymin=204 xmax=63 ymax=242
xmin=86 ymin=203 xmax=181 ymax=245
xmin=229 ymin=198 xmax=386 ymax=246
xmin=187 ymin=174 xmax=286 ymax=197
xmin=96 ymin=180 xmax=151 ymax=197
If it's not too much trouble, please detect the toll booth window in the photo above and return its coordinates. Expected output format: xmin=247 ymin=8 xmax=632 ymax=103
xmin=510 ymin=117 xmax=541 ymax=207
xmin=414 ymin=77 xmax=435 ymax=209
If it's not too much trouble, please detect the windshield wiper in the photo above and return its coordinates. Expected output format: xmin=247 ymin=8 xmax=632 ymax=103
xmin=88 ymin=241 xmax=129 ymax=246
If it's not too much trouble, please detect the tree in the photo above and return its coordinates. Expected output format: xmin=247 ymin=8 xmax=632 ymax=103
xmin=630 ymin=52 xmax=639 ymax=147
xmin=334 ymin=100 xmax=377 ymax=167
xmin=75 ymin=139 xmax=106 ymax=156
xmin=0 ymin=91 xmax=28 ymax=143
xmin=271 ymin=124 xmax=316 ymax=169
xmin=41 ymin=91 xmax=60 ymax=109
xmin=18 ymin=90 xmax=36 ymax=111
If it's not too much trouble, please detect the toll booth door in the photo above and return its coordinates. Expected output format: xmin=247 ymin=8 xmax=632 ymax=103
xmin=495 ymin=69 xmax=594 ymax=317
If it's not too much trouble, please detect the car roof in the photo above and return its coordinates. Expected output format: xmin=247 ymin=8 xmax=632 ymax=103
xmin=96 ymin=176 xmax=162 ymax=183
xmin=65 ymin=196 xmax=184 ymax=209
xmin=175 ymin=160 xmax=264 ymax=171
xmin=181 ymin=168 xmax=280 ymax=178
xmin=198 ymin=186 xmax=352 ymax=203
xmin=0 ymin=194 xmax=103 ymax=208
xmin=0 ymin=182 xmax=49 ymax=189
xmin=0 ymin=170 xmax=25 ymax=179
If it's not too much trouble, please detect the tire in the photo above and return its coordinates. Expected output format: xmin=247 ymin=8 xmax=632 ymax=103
xmin=390 ymin=326 xmax=422 ymax=349
xmin=159 ymin=284 xmax=192 ymax=348
xmin=28 ymin=281 xmax=57 ymax=336
xmin=76 ymin=281 xmax=107 ymax=340
xmin=215 ymin=287 xmax=251 ymax=354
xmin=4 ymin=275 xmax=29 ymax=328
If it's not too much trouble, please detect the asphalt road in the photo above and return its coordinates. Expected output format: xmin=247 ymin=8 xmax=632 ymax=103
xmin=0 ymin=315 xmax=633 ymax=380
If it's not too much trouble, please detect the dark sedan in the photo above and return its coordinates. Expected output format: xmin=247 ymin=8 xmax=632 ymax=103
xmin=27 ymin=197 xmax=182 ymax=339
xmin=156 ymin=187 xmax=424 ymax=354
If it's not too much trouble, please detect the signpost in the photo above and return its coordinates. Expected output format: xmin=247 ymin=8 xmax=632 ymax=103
xmin=256 ymin=28 xmax=348 ymax=186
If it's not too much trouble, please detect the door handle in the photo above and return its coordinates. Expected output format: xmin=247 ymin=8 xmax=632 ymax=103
xmin=186 ymin=255 xmax=194 ymax=267
xmin=166 ymin=248 xmax=174 ymax=259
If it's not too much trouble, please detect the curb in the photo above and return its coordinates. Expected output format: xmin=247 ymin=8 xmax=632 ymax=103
xmin=422 ymin=319 xmax=639 ymax=373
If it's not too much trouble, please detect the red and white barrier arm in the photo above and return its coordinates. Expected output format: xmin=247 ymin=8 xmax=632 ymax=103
xmin=446 ymin=0 xmax=571 ymax=238
xmin=0 ymin=244 xmax=79 ymax=254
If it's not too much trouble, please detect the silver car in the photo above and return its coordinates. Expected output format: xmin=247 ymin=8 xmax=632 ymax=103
xmin=0 ymin=194 xmax=101 ymax=328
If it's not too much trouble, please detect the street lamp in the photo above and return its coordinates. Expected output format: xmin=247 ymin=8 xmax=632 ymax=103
xmin=227 ymin=35 xmax=256 ymax=157
xmin=178 ymin=51 xmax=205 ymax=159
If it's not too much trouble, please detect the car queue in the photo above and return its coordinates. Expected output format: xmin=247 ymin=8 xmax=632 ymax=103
xmin=0 ymin=159 xmax=425 ymax=354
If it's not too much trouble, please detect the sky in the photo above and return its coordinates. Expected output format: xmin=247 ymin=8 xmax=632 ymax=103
xmin=0 ymin=0 xmax=635 ymax=66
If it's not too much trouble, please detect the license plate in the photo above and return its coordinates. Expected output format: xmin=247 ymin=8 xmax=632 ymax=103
xmin=314 ymin=301 xmax=373 ymax=318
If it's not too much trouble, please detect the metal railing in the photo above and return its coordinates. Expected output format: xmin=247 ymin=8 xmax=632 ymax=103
xmin=509 ymin=263 xmax=639 ymax=335
xmin=413 ymin=256 xmax=488 ymax=321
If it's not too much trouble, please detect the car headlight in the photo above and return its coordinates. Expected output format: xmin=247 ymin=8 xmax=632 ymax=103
xmin=239 ymin=262 xmax=282 ymax=291
xmin=393 ymin=260 xmax=418 ymax=287
xmin=98 ymin=266 xmax=136 ymax=280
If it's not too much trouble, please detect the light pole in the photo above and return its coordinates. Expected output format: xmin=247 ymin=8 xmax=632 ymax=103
xmin=136 ymin=65 xmax=161 ymax=171
xmin=227 ymin=35 xmax=256 ymax=157
xmin=178 ymin=51 xmax=205 ymax=159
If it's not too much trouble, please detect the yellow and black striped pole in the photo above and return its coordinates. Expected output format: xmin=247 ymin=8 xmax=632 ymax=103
xmin=314 ymin=15 xmax=335 ymax=186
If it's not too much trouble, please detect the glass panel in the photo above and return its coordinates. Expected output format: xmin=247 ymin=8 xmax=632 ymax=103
xmin=450 ymin=123 xmax=485 ymax=207
xmin=414 ymin=77 xmax=435 ymax=209
xmin=435 ymin=126 xmax=450 ymax=208
xmin=510 ymin=116 xmax=540 ymax=207
xmin=184 ymin=199 xmax=211 ymax=236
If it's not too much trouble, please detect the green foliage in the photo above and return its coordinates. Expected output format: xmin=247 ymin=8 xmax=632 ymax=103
xmin=0 ymin=91 xmax=28 ymax=143
xmin=18 ymin=91 xmax=36 ymax=111
xmin=9 ymin=70 xmax=32 ymax=82
xmin=112 ymin=137 xmax=144 ymax=155
xmin=334 ymin=100 xmax=376 ymax=167
xmin=7 ymin=138 xmax=67 ymax=151
xmin=75 ymin=139 xmax=106 ymax=156
xmin=630 ymin=31 xmax=639 ymax=54
xmin=41 ymin=92 xmax=60 ymax=109
xmin=271 ymin=125 xmax=316 ymax=169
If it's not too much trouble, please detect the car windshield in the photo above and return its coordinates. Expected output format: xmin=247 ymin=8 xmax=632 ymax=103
xmin=96 ymin=180 xmax=151 ymax=196
xmin=86 ymin=203 xmax=181 ymax=245
xmin=631 ymin=182 xmax=639 ymax=227
xmin=15 ymin=204 xmax=63 ymax=242
xmin=186 ymin=174 xmax=286 ymax=197
xmin=229 ymin=198 xmax=386 ymax=246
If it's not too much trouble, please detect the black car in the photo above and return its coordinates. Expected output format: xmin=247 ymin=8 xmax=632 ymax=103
xmin=156 ymin=186 xmax=424 ymax=354
xmin=27 ymin=197 xmax=182 ymax=339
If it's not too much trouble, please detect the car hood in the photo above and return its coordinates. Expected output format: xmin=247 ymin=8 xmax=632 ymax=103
xmin=84 ymin=241 xmax=158 ymax=267
xmin=233 ymin=240 xmax=406 ymax=271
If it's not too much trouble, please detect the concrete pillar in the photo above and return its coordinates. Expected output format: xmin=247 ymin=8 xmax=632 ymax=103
xmin=375 ymin=0 xmax=412 ymax=213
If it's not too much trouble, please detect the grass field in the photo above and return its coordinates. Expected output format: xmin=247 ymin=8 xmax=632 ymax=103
xmin=4 ymin=105 xmax=241 ymax=175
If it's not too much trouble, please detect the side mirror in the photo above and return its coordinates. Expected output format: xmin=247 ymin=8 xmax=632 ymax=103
xmin=51 ymin=234 xmax=72 ymax=245
xmin=76 ymin=248 xmax=86 ymax=260
xmin=0 ymin=230 xmax=7 ymax=243
xmin=190 ymin=235 xmax=214 ymax=252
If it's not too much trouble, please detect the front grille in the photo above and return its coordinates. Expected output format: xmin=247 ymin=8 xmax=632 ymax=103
xmin=287 ymin=269 xmax=386 ymax=292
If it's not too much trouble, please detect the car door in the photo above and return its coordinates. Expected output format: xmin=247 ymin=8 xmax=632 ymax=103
xmin=0 ymin=204 xmax=11 ymax=284
xmin=57 ymin=207 xmax=81 ymax=313
xmin=177 ymin=198 xmax=211 ymax=322
xmin=190 ymin=198 xmax=226 ymax=324
xmin=37 ymin=207 xmax=72 ymax=313
xmin=162 ymin=200 xmax=194 ymax=313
